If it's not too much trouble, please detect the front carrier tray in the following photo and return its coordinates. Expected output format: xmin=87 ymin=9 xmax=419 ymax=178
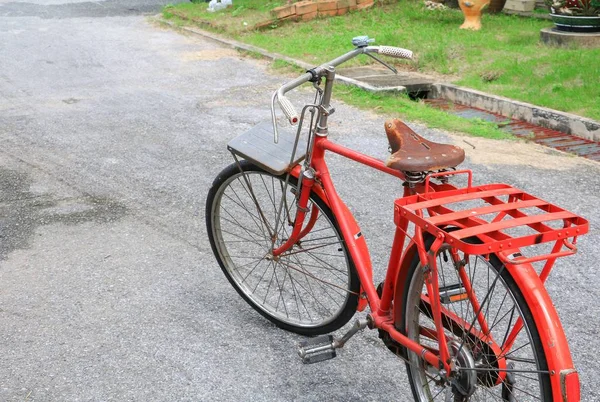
xmin=394 ymin=175 xmax=589 ymax=265
xmin=228 ymin=121 xmax=307 ymax=175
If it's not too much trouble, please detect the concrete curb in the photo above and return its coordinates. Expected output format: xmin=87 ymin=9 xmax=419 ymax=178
xmin=160 ymin=19 xmax=599 ymax=142
xmin=430 ymin=84 xmax=600 ymax=142
xmin=540 ymin=27 xmax=600 ymax=49
xmin=164 ymin=22 xmax=406 ymax=94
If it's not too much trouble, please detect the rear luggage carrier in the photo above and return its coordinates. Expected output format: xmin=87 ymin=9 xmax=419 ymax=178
xmin=394 ymin=170 xmax=589 ymax=267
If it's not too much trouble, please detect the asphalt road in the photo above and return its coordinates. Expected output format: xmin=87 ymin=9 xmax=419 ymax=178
xmin=1 ymin=1 xmax=599 ymax=401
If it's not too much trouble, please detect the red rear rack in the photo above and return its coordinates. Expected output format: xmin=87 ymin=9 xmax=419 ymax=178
xmin=394 ymin=171 xmax=589 ymax=266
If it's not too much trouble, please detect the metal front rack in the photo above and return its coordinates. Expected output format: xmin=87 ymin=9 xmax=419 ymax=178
xmin=394 ymin=174 xmax=589 ymax=266
xmin=227 ymin=121 xmax=307 ymax=175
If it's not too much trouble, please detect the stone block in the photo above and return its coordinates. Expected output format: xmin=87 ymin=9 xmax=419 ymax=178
xmin=317 ymin=0 xmax=338 ymax=11
xmin=296 ymin=1 xmax=318 ymax=15
xmin=504 ymin=0 xmax=535 ymax=11
xmin=337 ymin=6 xmax=349 ymax=14
xmin=254 ymin=18 xmax=278 ymax=30
xmin=319 ymin=9 xmax=339 ymax=16
xmin=356 ymin=0 xmax=373 ymax=3
xmin=271 ymin=4 xmax=296 ymax=19
xmin=301 ymin=10 xmax=319 ymax=20
xmin=540 ymin=27 xmax=600 ymax=48
xmin=357 ymin=2 xmax=374 ymax=9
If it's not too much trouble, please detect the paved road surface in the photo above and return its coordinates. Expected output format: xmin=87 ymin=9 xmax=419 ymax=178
xmin=1 ymin=1 xmax=599 ymax=400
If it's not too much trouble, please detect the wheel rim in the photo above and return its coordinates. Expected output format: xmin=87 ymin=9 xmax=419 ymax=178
xmin=211 ymin=170 xmax=353 ymax=329
xmin=405 ymin=246 xmax=550 ymax=401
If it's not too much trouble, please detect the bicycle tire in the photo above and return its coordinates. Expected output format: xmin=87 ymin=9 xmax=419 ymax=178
xmin=206 ymin=161 xmax=360 ymax=336
xmin=398 ymin=236 xmax=553 ymax=401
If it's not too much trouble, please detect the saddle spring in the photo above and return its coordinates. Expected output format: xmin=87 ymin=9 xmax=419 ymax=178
xmin=404 ymin=171 xmax=427 ymax=186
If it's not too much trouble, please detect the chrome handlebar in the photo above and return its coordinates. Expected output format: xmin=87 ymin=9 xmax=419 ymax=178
xmin=271 ymin=43 xmax=413 ymax=142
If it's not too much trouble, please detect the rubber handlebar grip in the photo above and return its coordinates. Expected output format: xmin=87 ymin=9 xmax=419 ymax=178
xmin=378 ymin=46 xmax=413 ymax=60
xmin=278 ymin=95 xmax=299 ymax=125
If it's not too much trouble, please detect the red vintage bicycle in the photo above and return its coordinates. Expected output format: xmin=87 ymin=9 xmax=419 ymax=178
xmin=206 ymin=37 xmax=588 ymax=401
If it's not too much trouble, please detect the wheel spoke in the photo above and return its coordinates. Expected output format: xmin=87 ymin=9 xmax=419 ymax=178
xmin=208 ymin=165 xmax=356 ymax=332
xmin=402 ymin=244 xmax=551 ymax=401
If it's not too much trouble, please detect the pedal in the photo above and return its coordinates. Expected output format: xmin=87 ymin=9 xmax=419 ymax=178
xmin=297 ymin=318 xmax=368 ymax=364
xmin=298 ymin=335 xmax=336 ymax=364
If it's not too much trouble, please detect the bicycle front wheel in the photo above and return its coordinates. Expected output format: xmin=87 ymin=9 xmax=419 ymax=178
xmin=206 ymin=161 xmax=360 ymax=336
xmin=399 ymin=240 xmax=553 ymax=401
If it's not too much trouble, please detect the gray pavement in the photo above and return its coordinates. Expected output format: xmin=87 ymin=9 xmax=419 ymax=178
xmin=1 ymin=1 xmax=599 ymax=401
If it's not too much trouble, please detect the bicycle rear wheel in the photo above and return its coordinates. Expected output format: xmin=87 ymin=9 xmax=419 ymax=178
xmin=399 ymin=240 xmax=553 ymax=401
xmin=206 ymin=161 xmax=359 ymax=336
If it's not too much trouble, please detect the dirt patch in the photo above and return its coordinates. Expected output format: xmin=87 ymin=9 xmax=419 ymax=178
xmin=181 ymin=48 xmax=240 ymax=61
xmin=0 ymin=168 xmax=127 ymax=260
xmin=450 ymin=135 xmax=600 ymax=170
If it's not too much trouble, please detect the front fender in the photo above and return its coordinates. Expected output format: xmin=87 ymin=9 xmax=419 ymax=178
xmin=289 ymin=165 xmax=372 ymax=311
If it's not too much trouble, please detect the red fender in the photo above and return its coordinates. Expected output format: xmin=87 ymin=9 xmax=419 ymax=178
xmin=498 ymin=254 xmax=579 ymax=401
xmin=393 ymin=240 xmax=419 ymax=316
xmin=289 ymin=165 xmax=371 ymax=311
xmin=392 ymin=241 xmax=579 ymax=401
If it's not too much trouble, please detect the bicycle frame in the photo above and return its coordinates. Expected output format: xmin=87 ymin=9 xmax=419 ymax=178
xmin=275 ymin=133 xmax=581 ymax=399
xmin=260 ymin=52 xmax=584 ymax=400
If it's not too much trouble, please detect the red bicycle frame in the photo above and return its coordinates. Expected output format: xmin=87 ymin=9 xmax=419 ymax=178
xmin=272 ymin=134 xmax=584 ymax=401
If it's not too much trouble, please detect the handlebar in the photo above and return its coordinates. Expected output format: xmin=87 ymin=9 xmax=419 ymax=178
xmin=377 ymin=46 xmax=413 ymax=60
xmin=275 ymin=71 xmax=313 ymax=126
xmin=272 ymin=44 xmax=413 ymax=139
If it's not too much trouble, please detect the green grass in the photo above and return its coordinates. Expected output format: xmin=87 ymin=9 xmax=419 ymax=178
xmin=334 ymin=86 xmax=513 ymax=139
xmin=163 ymin=0 xmax=600 ymax=137
xmin=250 ymin=48 xmax=513 ymax=139
xmin=166 ymin=0 xmax=284 ymax=17
xmin=164 ymin=1 xmax=286 ymax=28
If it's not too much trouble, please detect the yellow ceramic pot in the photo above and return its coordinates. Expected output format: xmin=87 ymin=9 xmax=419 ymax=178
xmin=459 ymin=0 xmax=490 ymax=30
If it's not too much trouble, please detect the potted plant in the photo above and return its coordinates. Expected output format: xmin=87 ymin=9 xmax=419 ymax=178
xmin=546 ymin=0 xmax=600 ymax=32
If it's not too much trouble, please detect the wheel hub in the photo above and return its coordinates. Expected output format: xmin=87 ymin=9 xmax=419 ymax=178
xmin=449 ymin=340 xmax=477 ymax=399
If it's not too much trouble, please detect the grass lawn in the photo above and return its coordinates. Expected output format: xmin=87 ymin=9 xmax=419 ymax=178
xmin=163 ymin=0 xmax=599 ymax=137
xmin=164 ymin=1 xmax=284 ymax=28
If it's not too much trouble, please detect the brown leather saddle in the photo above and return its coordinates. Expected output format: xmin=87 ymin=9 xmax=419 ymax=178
xmin=384 ymin=119 xmax=465 ymax=172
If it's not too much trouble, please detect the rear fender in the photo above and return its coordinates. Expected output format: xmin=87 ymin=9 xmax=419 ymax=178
xmin=391 ymin=238 xmax=578 ymax=400
xmin=499 ymin=254 xmax=578 ymax=400
xmin=393 ymin=240 xmax=420 ymax=325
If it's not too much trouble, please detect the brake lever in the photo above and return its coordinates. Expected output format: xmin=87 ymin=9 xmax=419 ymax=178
xmin=271 ymin=91 xmax=280 ymax=143
xmin=365 ymin=52 xmax=398 ymax=75
xmin=312 ymin=80 xmax=324 ymax=94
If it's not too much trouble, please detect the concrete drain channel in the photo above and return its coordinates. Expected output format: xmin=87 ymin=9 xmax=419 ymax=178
xmin=424 ymin=99 xmax=600 ymax=162
xmin=336 ymin=66 xmax=600 ymax=162
xmin=160 ymin=26 xmax=600 ymax=163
